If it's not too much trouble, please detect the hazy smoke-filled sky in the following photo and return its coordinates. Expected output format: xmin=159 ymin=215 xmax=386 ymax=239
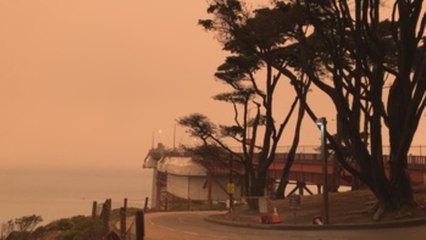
xmin=0 ymin=0 xmax=235 ymax=170
xmin=0 ymin=1 xmax=425 ymax=170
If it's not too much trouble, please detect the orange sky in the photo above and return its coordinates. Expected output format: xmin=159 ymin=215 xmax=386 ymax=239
xmin=0 ymin=1 xmax=424 ymax=170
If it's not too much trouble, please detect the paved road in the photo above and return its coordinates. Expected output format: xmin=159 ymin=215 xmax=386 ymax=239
xmin=139 ymin=211 xmax=426 ymax=240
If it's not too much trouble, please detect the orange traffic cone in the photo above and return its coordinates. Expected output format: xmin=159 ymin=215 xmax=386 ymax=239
xmin=271 ymin=207 xmax=281 ymax=223
xmin=312 ymin=216 xmax=323 ymax=225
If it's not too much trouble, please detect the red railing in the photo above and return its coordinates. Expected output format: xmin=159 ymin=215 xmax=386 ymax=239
xmin=274 ymin=152 xmax=426 ymax=168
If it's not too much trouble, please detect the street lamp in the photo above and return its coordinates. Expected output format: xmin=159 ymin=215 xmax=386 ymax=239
xmin=316 ymin=117 xmax=329 ymax=224
xmin=151 ymin=129 xmax=162 ymax=149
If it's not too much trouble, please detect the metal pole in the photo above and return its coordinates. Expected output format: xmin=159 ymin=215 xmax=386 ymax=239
xmin=318 ymin=117 xmax=329 ymax=224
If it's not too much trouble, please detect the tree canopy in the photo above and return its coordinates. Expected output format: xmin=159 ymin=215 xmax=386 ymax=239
xmin=182 ymin=0 xmax=425 ymax=216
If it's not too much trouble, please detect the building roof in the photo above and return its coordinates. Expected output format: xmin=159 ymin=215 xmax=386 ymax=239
xmin=157 ymin=156 xmax=207 ymax=176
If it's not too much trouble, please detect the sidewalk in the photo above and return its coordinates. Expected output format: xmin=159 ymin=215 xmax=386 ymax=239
xmin=205 ymin=213 xmax=426 ymax=230
xmin=204 ymin=185 xmax=426 ymax=230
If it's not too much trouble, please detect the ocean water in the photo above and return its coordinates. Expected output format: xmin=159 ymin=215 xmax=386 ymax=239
xmin=0 ymin=166 xmax=153 ymax=225
xmin=0 ymin=165 xmax=348 ymax=227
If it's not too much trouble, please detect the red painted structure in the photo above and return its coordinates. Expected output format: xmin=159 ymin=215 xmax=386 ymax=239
xmin=146 ymin=147 xmax=426 ymax=209
xmin=266 ymin=153 xmax=426 ymax=187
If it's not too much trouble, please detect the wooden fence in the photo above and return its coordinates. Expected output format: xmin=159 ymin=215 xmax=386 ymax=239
xmin=93 ymin=198 xmax=149 ymax=240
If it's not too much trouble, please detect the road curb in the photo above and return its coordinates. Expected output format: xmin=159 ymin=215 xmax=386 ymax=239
xmin=205 ymin=214 xmax=426 ymax=230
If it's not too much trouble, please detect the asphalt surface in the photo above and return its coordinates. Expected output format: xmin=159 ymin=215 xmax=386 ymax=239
xmin=140 ymin=211 xmax=426 ymax=240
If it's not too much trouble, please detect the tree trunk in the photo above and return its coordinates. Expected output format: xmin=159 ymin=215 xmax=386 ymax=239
xmin=275 ymin=180 xmax=289 ymax=199
xmin=364 ymin=154 xmax=415 ymax=220
xmin=246 ymin=173 xmax=267 ymax=210
xmin=389 ymin=154 xmax=415 ymax=207
xmin=275 ymin=78 xmax=307 ymax=199
xmin=275 ymin=139 xmax=300 ymax=199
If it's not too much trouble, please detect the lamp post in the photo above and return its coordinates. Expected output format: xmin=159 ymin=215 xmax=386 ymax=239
xmin=151 ymin=129 xmax=162 ymax=149
xmin=316 ymin=117 xmax=329 ymax=224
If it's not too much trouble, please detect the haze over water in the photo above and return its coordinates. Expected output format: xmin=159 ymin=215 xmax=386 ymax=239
xmin=0 ymin=166 xmax=152 ymax=224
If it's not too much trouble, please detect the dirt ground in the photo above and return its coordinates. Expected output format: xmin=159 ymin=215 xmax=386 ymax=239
xmin=221 ymin=184 xmax=426 ymax=225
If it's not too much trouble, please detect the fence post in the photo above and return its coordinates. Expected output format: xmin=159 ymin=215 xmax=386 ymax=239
xmin=100 ymin=199 xmax=112 ymax=232
xmin=92 ymin=201 xmax=97 ymax=219
xmin=124 ymin=198 xmax=128 ymax=211
xmin=135 ymin=210 xmax=145 ymax=240
xmin=120 ymin=207 xmax=126 ymax=239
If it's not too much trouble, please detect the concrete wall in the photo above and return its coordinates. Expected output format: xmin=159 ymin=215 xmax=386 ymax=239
xmin=166 ymin=174 xmax=241 ymax=201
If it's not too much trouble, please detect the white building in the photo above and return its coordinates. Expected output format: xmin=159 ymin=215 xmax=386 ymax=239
xmin=143 ymin=144 xmax=242 ymax=210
